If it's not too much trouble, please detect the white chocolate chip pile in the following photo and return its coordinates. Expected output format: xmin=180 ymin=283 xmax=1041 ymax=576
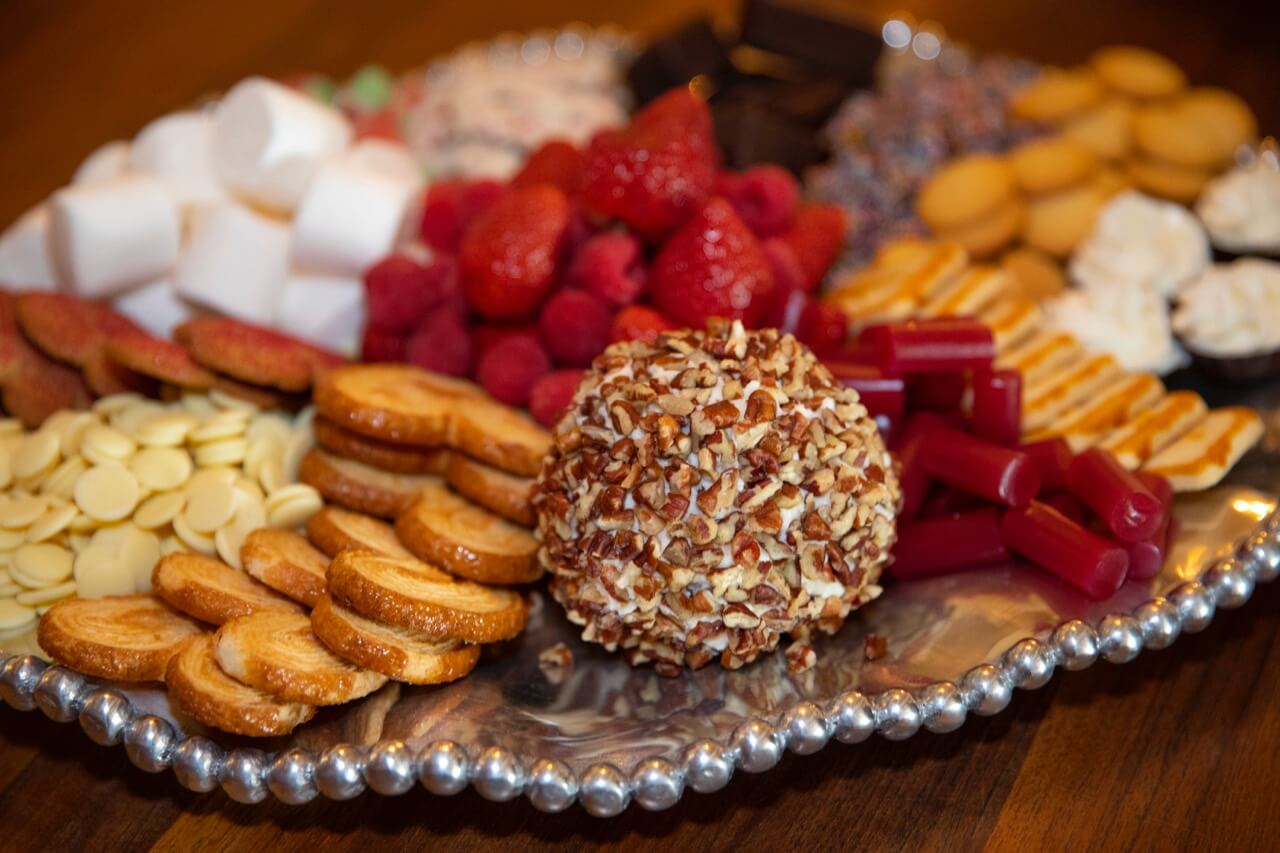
xmin=0 ymin=390 xmax=322 ymax=634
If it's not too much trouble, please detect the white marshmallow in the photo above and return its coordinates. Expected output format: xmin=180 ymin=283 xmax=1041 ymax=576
xmin=130 ymin=111 xmax=225 ymax=206
xmin=72 ymin=140 xmax=130 ymax=185
xmin=338 ymin=139 xmax=422 ymax=185
xmin=274 ymin=272 xmax=365 ymax=356
xmin=113 ymin=279 xmax=197 ymax=338
xmin=291 ymin=160 xmax=415 ymax=277
xmin=50 ymin=175 xmax=181 ymax=298
xmin=0 ymin=205 xmax=59 ymax=290
xmin=212 ymin=77 xmax=352 ymax=213
xmin=173 ymin=201 xmax=289 ymax=324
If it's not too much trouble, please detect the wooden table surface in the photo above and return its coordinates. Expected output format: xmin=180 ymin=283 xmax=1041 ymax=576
xmin=1 ymin=2 xmax=1278 ymax=851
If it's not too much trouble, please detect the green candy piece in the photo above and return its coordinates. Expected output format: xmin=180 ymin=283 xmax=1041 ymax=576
xmin=304 ymin=76 xmax=338 ymax=105
xmin=348 ymin=65 xmax=393 ymax=110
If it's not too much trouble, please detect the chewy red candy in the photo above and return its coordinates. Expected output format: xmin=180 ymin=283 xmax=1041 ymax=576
xmin=1002 ymin=501 xmax=1130 ymax=600
xmin=1066 ymin=448 xmax=1163 ymax=543
xmin=922 ymin=427 xmax=1040 ymax=508
xmin=890 ymin=508 xmax=1010 ymax=580
xmin=864 ymin=319 xmax=995 ymax=375
xmin=970 ymin=369 xmax=1022 ymax=445
xmin=1021 ymin=438 xmax=1074 ymax=491
xmin=825 ymin=363 xmax=905 ymax=421
xmin=1127 ymin=471 xmax=1175 ymax=580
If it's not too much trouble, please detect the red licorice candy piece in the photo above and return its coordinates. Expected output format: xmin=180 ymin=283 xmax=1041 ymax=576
xmin=1127 ymin=471 xmax=1175 ymax=580
xmin=1021 ymin=438 xmax=1074 ymax=491
xmin=890 ymin=508 xmax=1009 ymax=580
xmin=970 ymin=369 xmax=1022 ymax=445
xmin=1002 ymin=502 xmax=1130 ymax=599
xmin=917 ymin=486 xmax=987 ymax=519
xmin=863 ymin=319 xmax=995 ymax=375
xmin=894 ymin=412 xmax=951 ymax=521
xmin=922 ymin=427 xmax=1040 ymax=508
xmin=825 ymin=363 xmax=905 ymax=421
xmin=1067 ymin=448 xmax=1162 ymax=543
xmin=906 ymin=371 xmax=967 ymax=412
xmin=1039 ymin=490 xmax=1086 ymax=523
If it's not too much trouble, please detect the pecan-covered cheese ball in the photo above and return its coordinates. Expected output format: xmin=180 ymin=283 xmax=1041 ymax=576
xmin=533 ymin=319 xmax=900 ymax=674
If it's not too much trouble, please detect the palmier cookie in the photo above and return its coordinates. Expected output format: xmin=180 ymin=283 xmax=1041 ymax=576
xmin=213 ymin=611 xmax=388 ymax=705
xmin=240 ymin=528 xmax=329 ymax=607
xmin=299 ymin=448 xmax=440 ymax=519
xmin=306 ymin=505 xmax=412 ymax=560
xmin=447 ymin=396 xmax=552 ymax=477
xmin=312 ymin=416 xmax=449 ymax=475
xmin=915 ymin=154 xmax=1016 ymax=232
xmin=396 ymin=484 xmax=540 ymax=585
xmin=326 ymin=550 xmax=526 ymax=644
xmin=444 ymin=453 xmax=535 ymax=527
xmin=311 ymin=595 xmax=480 ymax=685
xmin=152 ymin=552 xmax=303 ymax=625
xmin=314 ymin=363 xmax=484 ymax=446
xmin=165 ymin=635 xmax=315 ymax=737
xmin=37 ymin=595 xmax=205 ymax=682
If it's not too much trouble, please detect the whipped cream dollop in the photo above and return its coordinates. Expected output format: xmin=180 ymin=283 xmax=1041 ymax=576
xmin=1045 ymin=283 xmax=1188 ymax=375
xmin=1069 ymin=191 xmax=1210 ymax=298
xmin=1196 ymin=159 xmax=1280 ymax=253
xmin=1173 ymin=258 xmax=1280 ymax=357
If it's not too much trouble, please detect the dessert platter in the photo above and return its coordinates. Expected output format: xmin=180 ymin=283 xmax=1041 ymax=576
xmin=1 ymin=1 xmax=1278 ymax=818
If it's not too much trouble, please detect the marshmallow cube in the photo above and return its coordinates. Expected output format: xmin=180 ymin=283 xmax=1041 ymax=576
xmin=274 ymin=272 xmax=366 ymax=356
xmin=72 ymin=140 xmax=130 ymax=185
xmin=50 ymin=175 xmax=181 ymax=298
xmin=130 ymin=111 xmax=226 ymax=206
xmin=213 ymin=77 xmax=352 ymax=213
xmin=339 ymin=139 xmax=422 ymax=185
xmin=0 ymin=205 xmax=59 ymax=290
xmin=113 ymin=279 xmax=197 ymax=339
xmin=173 ymin=202 xmax=289 ymax=325
xmin=292 ymin=161 xmax=416 ymax=277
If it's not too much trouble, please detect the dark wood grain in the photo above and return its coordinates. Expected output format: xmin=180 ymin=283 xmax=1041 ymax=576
xmin=1 ymin=2 xmax=1278 ymax=850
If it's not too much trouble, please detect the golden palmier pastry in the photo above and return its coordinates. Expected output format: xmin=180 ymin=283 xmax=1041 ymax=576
xmin=240 ymin=527 xmax=329 ymax=607
xmin=37 ymin=594 xmax=205 ymax=682
xmin=310 ymin=595 xmax=481 ymax=685
xmin=213 ymin=611 xmax=388 ymax=705
xmin=312 ymin=416 xmax=449 ymax=475
xmin=166 ymin=635 xmax=315 ymax=737
xmin=443 ymin=452 xmax=535 ymax=527
xmin=326 ymin=550 xmax=527 ymax=644
xmin=152 ymin=552 xmax=303 ymax=625
xmin=448 ymin=398 xmax=551 ymax=477
xmin=306 ymin=505 xmax=413 ymax=559
xmin=313 ymin=363 xmax=484 ymax=446
xmin=298 ymin=448 xmax=440 ymax=519
xmin=396 ymin=484 xmax=540 ymax=585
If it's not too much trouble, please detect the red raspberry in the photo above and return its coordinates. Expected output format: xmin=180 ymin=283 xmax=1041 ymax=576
xmin=609 ymin=305 xmax=677 ymax=344
xmin=406 ymin=307 xmax=471 ymax=377
xmin=581 ymin=89 xmax=716 ymax=241
xmin=460 ymin=185 xmax=570 ymax=321
xmin=529 ymin=369 xmax=585 ymax=427
xmin=512 ymin=140 xmax=582 ymax=194
xmin=361 ymin=327 xmax=408 ymax=363
xmin=566 ymin=232 xmax=647 ymax=307
xmin=538 ymin=289 xmax=613 ymax=367
xmin=715 ymin=165 xmax=799 ymax=237
xmin=776 ymin=204 xmax=847 ymax=291
xmin=650 ymin=197 xmax=775 ymax=328
xmin=562 ymin=205 xmax=600 ymax=258
xmin=472 ymin=324 xmax=540 ymax=360
xmin=476 ymin=334 xmax=551 ymax=406
xmin=419 ymin=179 xmax=507 ymax=253
xmin=364 ymin=255 xmax=450 ymax=333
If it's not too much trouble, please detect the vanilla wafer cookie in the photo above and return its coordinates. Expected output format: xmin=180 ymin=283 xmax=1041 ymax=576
xmin=326 ymin=550 xmax=526 ymax=644
xmin=299 ymin=448 xmax=439 ymax=519
xmin=166 ymin=634 xmax=315 ymax=737
xmin=306 ymin=506 xmax=412 ymax=559
xmin=310 ymin=595 xmax=480 ymax=685
xmin=1099 ymin=391 xmax=1208 ymax=470
xmin=444 ymin=453 xmax=535 ymax=527
xmin=396 ymin=484 xmax=540 ymax=585
xmin=1030 ymin=373 xmax=1166 ymax=450
xmin=213 ymin=611 xmax=387 ymax=705
xmin=1143 ymin=406 xmax=1263 ymax=491
xmin=998 ymin=331 xmax=1085 ymax=386
xmin=240 ymin=528 xmax=329 ymax=607
xmin=152 ymin=552 xmax=302 ymax=625
xmin=37 ymin=595 xmax=205 ymax=682
xmin=1022 ymin=355 xmax=1124 ymax=433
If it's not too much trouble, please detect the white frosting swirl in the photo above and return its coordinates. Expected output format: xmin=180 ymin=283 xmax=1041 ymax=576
xmin=1069 ymin=191 xmax=1210 ymax=298
xmin=1173 ymin=258 xmax=1280 ymax=357
xmin=1044 ymin=284 xmax=1188 ymax=375
xmin=1196 ymin=161 xmax=1280 ymax=253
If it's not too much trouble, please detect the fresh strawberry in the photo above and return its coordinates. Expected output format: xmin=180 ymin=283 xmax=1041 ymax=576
xmin=406 ymin=307 xmax=471 ymax=376
xmin=776 ymin=204 xmax=847 ymax=291
xmin=609 ymin=305 xmax=677 ymax=344
xmin=512 ymin=140 xmax=582 ymax=194
xmin=419 ymin=179 xmax=507 ymax=253
xmin=715 ymin=165 xmax=799 ymax=237
xmin=650 ymin=197 xmax=775 ymax=328
xmin=472 ymin=324 xmax=540 ymax=360
xmin=361 ymin=327 xmax=408 ymax=363
xmin=566 ymin=232 xmax=647 ymax=306
xmin=363 ymin=255 xmax=440 ymax=333
xmin=476 ymin=334 xmax=551 ymax=406
xmin=581 ymin=89 xmax=716 ymax=241
xmin=529 ymin=369 xmax=585 ymax=427
xmin=538 ymin=289 xmax=613 ymax=367
xmin=460 ymin=185 xmax=570 ymax=320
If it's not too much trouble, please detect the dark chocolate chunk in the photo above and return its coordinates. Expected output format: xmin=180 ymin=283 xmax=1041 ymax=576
xmin=739 ymin=0 xmax=882 ymax=82
xmin=712 ymin=97 xmax=827 ymax=173
xmin=627 ymin=19 xmax=732 ymax=104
